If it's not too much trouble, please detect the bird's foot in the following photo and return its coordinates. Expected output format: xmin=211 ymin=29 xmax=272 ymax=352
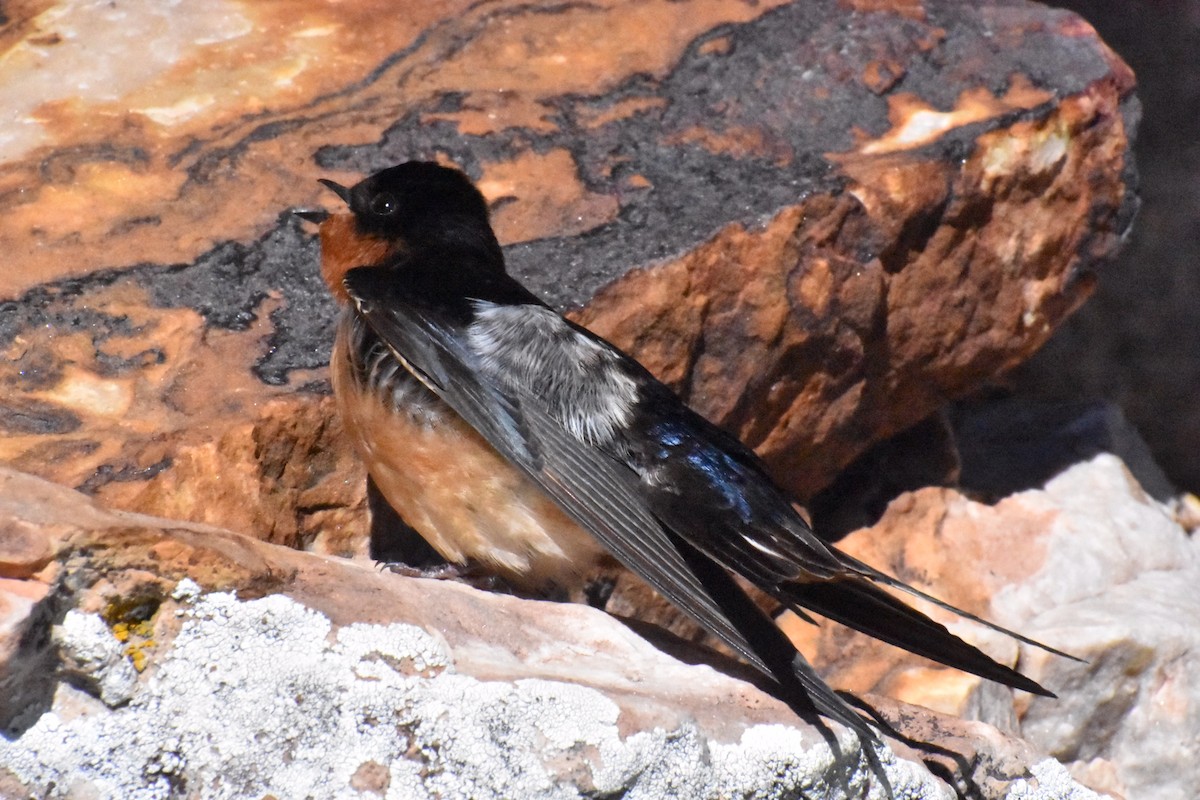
xmin=379 ymin=561 xmax=512 ymax=593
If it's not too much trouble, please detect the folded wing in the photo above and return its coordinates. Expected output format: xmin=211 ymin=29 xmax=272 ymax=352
xmin=342 ymin=266 xmax=885 ymax=741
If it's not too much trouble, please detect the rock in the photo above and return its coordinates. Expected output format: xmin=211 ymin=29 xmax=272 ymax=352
xmin=1012 ymin=0 xmax=1200 ymax=495
xmin=950 ymin=396 xmax=1175 ymax=502
xmin=52 ymin=611 xmax=138 ymax=708
xmin=807 ymin=410 xmax=962 ymax=541
xmin=0 ymin=0 xmax=1137 ymax=543
xmin=0 ymin=520 xmax=54 ymax=580
xmin=0 ymin=466 xmax=1102 ymax=799
xmin=785 ymin=454 xmax=1199 ymax=800
xmin=806 ymin=395 xmax=1178 ymax=541
xmin=0 ymin=576 xmax=54 ymax=733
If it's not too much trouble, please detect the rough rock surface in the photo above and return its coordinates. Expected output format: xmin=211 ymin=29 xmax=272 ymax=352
xmin=0 ymin=0 xmax=1137 ymax=544
xmin=0 ymin=466 xmax=1101 ymax=800
xmin=785 ymin=454 xmax=1200 ymax=800
xmin=1014 ymin=0 xmax=1200 ymax=495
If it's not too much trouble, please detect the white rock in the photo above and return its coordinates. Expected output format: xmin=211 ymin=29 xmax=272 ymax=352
xmin=53 ymin=610 xmax=139 ymax=707
xmin=1 ymin=587 xmax=950 ymax=800
xmin=995 ymin=455 xmax=1200 ymax=800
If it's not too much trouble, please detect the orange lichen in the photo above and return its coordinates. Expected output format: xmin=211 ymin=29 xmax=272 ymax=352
xmin=834 ymin=75 xmax=1055 ymax=158
xmin=478 ymin=149 xmax=619 ymax=244
xmin=105 ymin=593 xmax=161 ymax=673
xmin=664 ymin=124 xmax=794 ymax=165
xmin=574 ymin=96 xmax=667 ymax=130
xmin=840 ymin=0 xmax=927 ymax=21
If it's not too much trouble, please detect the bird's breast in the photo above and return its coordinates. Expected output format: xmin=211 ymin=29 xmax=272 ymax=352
xmin=332 ymin=311 xmax=611 ymax=591
xmin=316 ymin=214 xmax=399 ymax=305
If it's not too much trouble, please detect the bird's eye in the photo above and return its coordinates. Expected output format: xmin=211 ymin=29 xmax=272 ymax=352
xmin=370 ymin=192 xmax=398 ymax=216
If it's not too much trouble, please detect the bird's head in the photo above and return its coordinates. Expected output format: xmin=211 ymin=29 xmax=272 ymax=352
xmin=298 ymin=161 xmax=502 ymax=304
xmin=331 ymin=161 xmax=492 ymax=239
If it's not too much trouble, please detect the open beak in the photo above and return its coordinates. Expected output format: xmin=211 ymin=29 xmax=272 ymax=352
xmin=293 ymin=179 xmax=352 ymax=224
xmin=318 ymin=179 xmax=351 ymax=203
xmin=293 ymin=208 xmax=330 ymax=223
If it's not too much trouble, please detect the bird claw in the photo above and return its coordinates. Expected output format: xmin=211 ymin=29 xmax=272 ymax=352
xmin=379 ymin=561 xmax=511 ymax=593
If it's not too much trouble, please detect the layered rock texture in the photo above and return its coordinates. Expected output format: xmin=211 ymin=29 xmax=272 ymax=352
xmin=1 ymin=0 xmax=1136 ymax=540
xmin=0 ymin=0 xmax=1161 ymax=798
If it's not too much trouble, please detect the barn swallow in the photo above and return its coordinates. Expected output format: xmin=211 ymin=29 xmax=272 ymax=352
xmin=299 ymin=162 xmax=1071 ymax=755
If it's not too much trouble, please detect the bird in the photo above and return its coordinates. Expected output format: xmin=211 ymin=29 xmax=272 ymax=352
xmin=296 ymin=160 xmax=1070 ymax=757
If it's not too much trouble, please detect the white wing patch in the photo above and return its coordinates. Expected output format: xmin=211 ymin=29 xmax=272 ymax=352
xmin=467 ymin=302 xmax=639 ymax=446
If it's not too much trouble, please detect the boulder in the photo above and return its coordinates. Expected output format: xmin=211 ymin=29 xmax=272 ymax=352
xmin=0 ymin=0 xmax=1137 ymax=541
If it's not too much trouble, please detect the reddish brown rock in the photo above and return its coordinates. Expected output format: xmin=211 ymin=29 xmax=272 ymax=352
xmin=110 ymin=395 xmax=367 ymax=554
xmin=0 ymin=521 xmax=53 ymax=580
xmin=0 ymin=0 xmax=1136 ymax=543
